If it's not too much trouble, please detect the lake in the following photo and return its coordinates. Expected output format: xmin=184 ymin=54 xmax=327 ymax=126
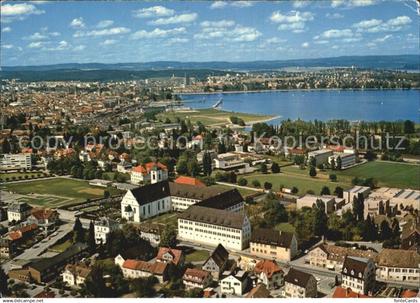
xmin=181 ymin=89 xmax=419 ymax=123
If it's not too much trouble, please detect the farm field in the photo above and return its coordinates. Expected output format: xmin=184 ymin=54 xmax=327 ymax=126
xmin=1 ymin=177 xmax=120 ymax=207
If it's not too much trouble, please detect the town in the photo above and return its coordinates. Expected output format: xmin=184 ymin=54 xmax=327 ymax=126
xmin=0 ymin=75 xmax=419 ymax=299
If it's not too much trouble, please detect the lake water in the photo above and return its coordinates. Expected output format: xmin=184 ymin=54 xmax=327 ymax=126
xmin=181 ymin=90 xmax=419 ymax=123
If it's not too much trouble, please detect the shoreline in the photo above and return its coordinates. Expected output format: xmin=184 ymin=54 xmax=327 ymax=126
xmin=178 ymin=87 xmax=419 ymax=96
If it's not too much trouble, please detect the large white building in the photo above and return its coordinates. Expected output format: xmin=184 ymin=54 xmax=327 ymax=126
xmin=94 ymin=217 xmax=119 ymax=244
xmin=220 ymin=269 xmax=249 ymax=296
xmin=7 ymin=202 xmax=32 ymax=222
xmin=0 ymin=153 xmax=32 ymax=171
xmin=328 ymin=150 xmax=356 ymax=169
xmin=121 ymin=181 xmax=244 ymax=223
xmin=178 ymin=205 xmax=251 ymax=251
xmin=307 ymin=149 xmax=333 ymax=166
xmin=371 ymin=188 xmax=420 ymax=211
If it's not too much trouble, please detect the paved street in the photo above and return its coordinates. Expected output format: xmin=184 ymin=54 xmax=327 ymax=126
xmin=1 ymin=222 xmax=73 ymax=273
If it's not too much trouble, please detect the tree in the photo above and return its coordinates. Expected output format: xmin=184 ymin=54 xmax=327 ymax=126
xmin=252 ymin=179 xmax=261 ymax=188
xmin=291 ymin=186 xmax=299 ymax=194
xmin=73 ymin=217 xmax=85 ymax=243
xmin=176 ymin=159 xmax=188 ymax=175
xmin=103 ymin=190 xmax=110 ymax=199
xmin=320 ymin=186 xmax=330 ymax=196
xmin=264 ymin=182 xmax=272 ymax=190
xmin=263 ymin=199 xmax=288 ymax=226
xmin=364 ymin=150 xmax=377 ymax=161
xmin=186 ymin=287 xmax=204 ymax=298
xmin=130 ymin=276 xmax=158 ymax=297
xmin=362 ymin=215 xmax=378 ymax=241
xmin=260 ymin=163 xmax=268 ymax=174
xmin=329 ymin=174 xmax=337 ymax=182
xmin=313 ymin=200 xmax=328 ymax=237
xmin=309 ymin=156 xmax=316 ymax=167
xmin=238 ymin=178 xmax=248 ymax=186
xmin=391 ymin=218 xmax=401 ymax=240
xmin=160 ymin=225 xmax=177 ymax=248
xmin=309 ymin=166 xmax=317 ymax=177
xmin=380 ymin=220 xmax=392 ymax=241
xmin=403 ymin=120 xmax=415 ymax=134
xmin=334 ymin=186 xmax=344 ymax=198
xmin=87 ymin=221 xmax=96 ymax=253
xmin=0 ymin=266 xmax=8 ymax=296
xmin=202 ymin=151 xmax=212 ymax=176
xmin=336 ymin=156 xmax=342 ymax=170
xmin=187 ymin=160 xmax=201 ymax=177
xmin=352 ymin=195 xmax=364 ymax=222
xmin=271 ymin=162 xmax=280 ymax=173
xmin=84 ymin=266 xmax=107 ymax=297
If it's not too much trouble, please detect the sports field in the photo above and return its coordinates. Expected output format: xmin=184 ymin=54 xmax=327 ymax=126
xmin=1 ymin=178 xmax=120 ymax=207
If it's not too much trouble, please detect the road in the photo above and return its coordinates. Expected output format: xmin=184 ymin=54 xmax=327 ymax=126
xmin=215 ymin=181 xmax=266 ymax=193
xmin=1 ymin=222 xmax=73 ymax=273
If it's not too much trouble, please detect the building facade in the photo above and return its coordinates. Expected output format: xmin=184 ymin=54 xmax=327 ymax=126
xmin=284 ymin=268 xmax=317 ymax=298
xmin=376 ymin=249 xmax=420 ymax=283
xmin=0 ymin=153 xmax=32 ymax=171
xmin=94 ymin=217 xmax=119 ymax=244
xmin=341 ymin=256 xmax=376 ymax=295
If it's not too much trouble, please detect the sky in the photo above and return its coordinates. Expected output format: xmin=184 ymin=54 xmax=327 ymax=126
xmin=0 ymin=0 xmax=418 ymax=66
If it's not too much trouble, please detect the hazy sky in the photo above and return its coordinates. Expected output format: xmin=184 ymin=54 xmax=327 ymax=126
xmin=1 ymin=0 xmax=418 ymax=66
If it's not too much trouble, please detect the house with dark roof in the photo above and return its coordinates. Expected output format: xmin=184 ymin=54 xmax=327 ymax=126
xmin=178 ymin=206 xmax=251 ymax=251
xmin=376 ymin=249 xmax=420 ymax=283
xmin=121 ymin=181 xmax=244 ymax=223
xmin=8 ymin=242 xmax=88 ymax=284
xmin=7 ymin=202 xmax=32 ymax=222
xmin=221 ymin=268 xmax=250 ymax=296
xmin=202 ymin=244 xmax=230 ymax=280
xmin=341 ymin=256 xmax=375 ymax=295
xmin=283 ymin=268 xmax=317 ymax=298
xmin=250 ymin=228 xmax=297 ymax=262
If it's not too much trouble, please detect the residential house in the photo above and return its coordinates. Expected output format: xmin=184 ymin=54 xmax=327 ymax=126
xmin=0 ymin=224 xmax=38 ymax=258
xmin=341 ymin=256 xmax=376 ymax=295
xmin=220 ymin=268 xmax=249 ymax=296
xmin=182 ymin=268 xmax=212 ymax=289
xmin=7 ymin=202 xmax=32 ymax=222
xmin=376 ymin=249 xmax=420 ymax=283
xmin=114 ymin=254 xmax=169 ymax=283
xmin=250 ymin=228 xmax=298 ymax=262
xmin=283 ymin=268 xmax=317 ymax=298
xmin=130 ymin=162 xmax=168 ymax=185
xmin=178 ymin=206 xmax=251 ymax=251
xmin=253 ymin=259 xmax=284 ymax=289
xmin=62 ymin=263 xmax=92 ymax=287
xmin=307 ymin=243 xmax=378 ymax=271
xmin=27 ymin=208 xmax=59 ymax=229
xmin=202 ymin=244 xmax=229 ymax=280
xmin=94 ymin=217 xmax=119 ymax=245
xmin=245 ymin=284 xmax=271 ymax=298
xmin=156 ymin=247 xmax=184 ymax=267
xmin=138 ymin=223 xmax=163 ymax=247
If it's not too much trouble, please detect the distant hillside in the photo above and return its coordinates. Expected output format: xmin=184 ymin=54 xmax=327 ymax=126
xmin=1 ymin=55 xmax=418 ymax=81
xmin=0 ymin=69 xmax=230 ymax=82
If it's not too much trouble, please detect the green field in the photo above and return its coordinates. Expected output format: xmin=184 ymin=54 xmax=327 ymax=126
xmin=157 ymin=108 xmax=274 ymax=127
xmin=244 ymin=172 xmax=351 ymax=196
xmin=332 ymin=161 xmax=420 ymax=189
xmin=1 ymin=178 xmax=120 ymax=207
xmin=147 ymin=212 xmax=178 ymax=226
xmin=185 ymin=249 xmax=209 ymax=263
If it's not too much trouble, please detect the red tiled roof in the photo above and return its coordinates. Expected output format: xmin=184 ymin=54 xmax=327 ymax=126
xmin=183 ymin=268 xmax=210 ymax=283
xmin=401 ymin=290 xmax=418 ymax=298
xmin=122 ymin=259 xmax=168 ymax=275
xmin=132 ymin=162 xmax=167 ymax=175
xmin=254 ymin=260 xmax=283 ymax=279
xmin=156 ymin=247 xmax=183 ymax=266
xmin=175 ymin=176 xmax=205 ymax=187
xmin=31 ymin=208 xmax=57 ymax=220
xmin=333 ymin=287 xmax=370 ymax=298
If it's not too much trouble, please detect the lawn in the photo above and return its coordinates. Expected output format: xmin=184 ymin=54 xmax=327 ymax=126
xmin=49 ymin=239 xmax=73 ymax=253
xmin=185 ymin=249 xmax=209 ymax=263
xmin=147 ymin=212 xmax=178 ymax=226
xmin=332 ymin=161 xmax=420 ymax=189
xmin=1 ymin=177 xmax=121 ymax=207
xmin=244 ymin=173 xmax=351 ymax=196
xmin=157 ymin=108 xmax=274 ymax=127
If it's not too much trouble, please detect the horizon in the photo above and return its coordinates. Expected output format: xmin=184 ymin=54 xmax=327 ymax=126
xmin=1 ymin=53 xmax=418 ymax=68
xmin=1 ymin=1 xmax=419 ymax=66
